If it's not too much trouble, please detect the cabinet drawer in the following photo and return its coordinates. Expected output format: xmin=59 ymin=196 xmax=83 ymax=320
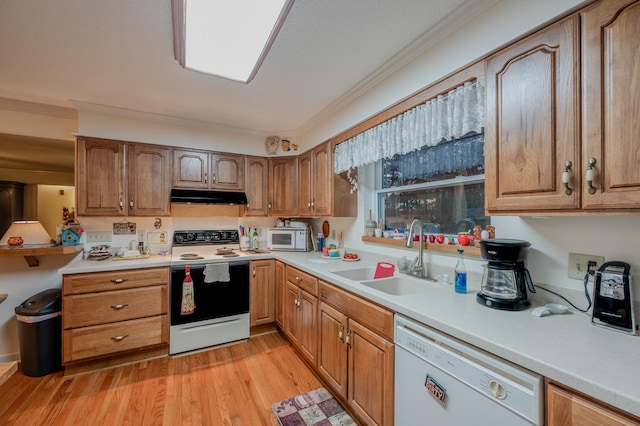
xmin=286 ymin=265 xmax=318 ymax=296
xmin=63 ymin=315 xmax=168 ymax=364
xmin=63 ymin=267 xmax=169 ymax=295
xmin=319 ymin=281 xmax=394 ymax=341
xmin=63 ymin=285 xmax=167 ymax=329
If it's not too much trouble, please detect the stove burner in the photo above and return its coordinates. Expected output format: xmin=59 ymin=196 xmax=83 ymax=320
xmin=180 ymin=253 xmax=205 ymax=260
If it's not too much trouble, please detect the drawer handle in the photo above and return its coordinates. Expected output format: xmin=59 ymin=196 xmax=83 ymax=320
xmin=110 ymin=303 xmax=129 ymax=310
xmin=111 ymin=334 xmax=129 ymax=342
xmin=110 ymin=278 xmax=129 ymax=284
xmin=295 ymin=276 xmax=302 ymax=282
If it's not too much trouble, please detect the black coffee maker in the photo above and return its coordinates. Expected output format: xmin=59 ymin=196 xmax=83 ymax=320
xmin=477 ymin=239 xmax=536 ymax=311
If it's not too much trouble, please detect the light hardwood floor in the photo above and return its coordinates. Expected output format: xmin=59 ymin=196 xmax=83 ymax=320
xmin=0 ymin=331 xmax=322 ymax=425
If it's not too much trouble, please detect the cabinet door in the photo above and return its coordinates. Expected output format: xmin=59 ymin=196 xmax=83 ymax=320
xmin=283 ymin=281 xmax=300 ymax=346
xmin=172 ymin=149 xmax=209 ymax=188
xmin=318 ymin=302 xmax=348 ymax=399
xmin=269 ymin=157 xmax=298 ymax=216
xmin=581 ymin=0 xmax=640 ymax=209
xmin=76 ymin=137 xmax=125 ymax=216
xmin=210 ymin=153 xmax=245 ymax=190
xmin=250 ymin=259 xmax=275 ymax=327
xmin=312 ymin=142 xmax=332 ymax=216
xmin=128 ymin=143 xmax=171 ymax=216
xmin=298 ymin=151 xmax=313 ymax=216
xmin=298 ymin=289 xmax=318 ymax=366
xmin=347 ymin=319 xmax=394 ymax=426
xmin=485 ymin=16 xmax=580 ymax=213
xmin=275 ymin=260 xmax=285 ymax=328
xmin=245 ymin=156 xmax=269 ymax=216
xmin=547 ymin=381 xmax=640 ymax=426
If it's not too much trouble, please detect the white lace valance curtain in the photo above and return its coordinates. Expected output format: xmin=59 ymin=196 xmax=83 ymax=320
xmin=334 ymin=80 xmax=484 ymax=173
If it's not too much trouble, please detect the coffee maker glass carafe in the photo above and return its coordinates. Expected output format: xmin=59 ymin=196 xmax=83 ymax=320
xmin=477 ymin=239 xmax=535 ymax=311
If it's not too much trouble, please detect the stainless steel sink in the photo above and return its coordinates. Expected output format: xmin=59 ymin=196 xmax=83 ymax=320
xmin=360 ymin=276 xmax=430 ymax=295
xmin=330 ymin=267 xmax=379 ymax=281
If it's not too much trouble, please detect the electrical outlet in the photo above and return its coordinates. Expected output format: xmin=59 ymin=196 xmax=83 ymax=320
xmin=138 ymin=230 xmax=146 ymax=241
xmin=86 ymin=231 xmax=112 ymax=243
xmin=568 ymin=253 xmax=604 ymax=280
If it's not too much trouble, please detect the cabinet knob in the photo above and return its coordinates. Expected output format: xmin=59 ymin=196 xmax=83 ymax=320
xmin=295 ymin=276 xmax=302 ymax=282
xmin=119 ymin=195 xmax=123 ymax=210
xmin=204 ymin=172 xmax=207 ymax=184
xmin=110 ymin=278 xmax=129 ymax=284
xmin=129 ymin=197 xmax=134 ymax=208
xmin=562 ymin=160 xmax=573 ymax=195
xmin=252 ymin=267 xmax=256 ymax=277
xmin=268 ymin=202 xmax=272 ymax=210
xmin=212 ymin=173 xmax=216 ymax=183
xmin=586 ymin=157 xmax=597 ymax=194
xmin=345 ymin=329 xmax=352 ymax=347
xmin=339 ymin=324 xmax=345 ymax=342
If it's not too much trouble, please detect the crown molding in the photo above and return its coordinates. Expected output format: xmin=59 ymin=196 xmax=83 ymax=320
xmin=0 ymin=97 xmax=77 ymax=120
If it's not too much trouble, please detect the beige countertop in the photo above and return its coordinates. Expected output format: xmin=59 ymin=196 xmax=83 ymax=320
xmin=59 ymin=249 xmax=640 ymax=418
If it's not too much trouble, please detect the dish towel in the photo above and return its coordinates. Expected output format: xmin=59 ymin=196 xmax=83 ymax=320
xmin=204 ymin=262 xmax=230 ymax=283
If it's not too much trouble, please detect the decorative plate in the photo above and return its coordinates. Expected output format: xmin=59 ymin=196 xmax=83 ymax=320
xmin=265 ymin=136 xmax=280 ymax=154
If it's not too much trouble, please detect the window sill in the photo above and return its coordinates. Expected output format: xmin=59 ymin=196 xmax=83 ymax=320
xmin=361 ymin=236 xmax=481 ymax=257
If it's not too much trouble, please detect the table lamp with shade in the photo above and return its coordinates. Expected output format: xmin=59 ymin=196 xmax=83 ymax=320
xmin=0 ymin=221 xmax=52 ymax=247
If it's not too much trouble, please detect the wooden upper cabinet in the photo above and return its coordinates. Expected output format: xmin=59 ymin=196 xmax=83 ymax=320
xmin=172 ymin=149 xmax=245 ymax=191
xmin=581 ymin=0 xmax=640 ymax=210
xmin=127 ymin=143 xmax=171 ymax=216
xmin=210 ymin=153 xmax=245 ymax=191
xmin=485 ymin=15 xmax=581 ymax=213
xmin=172 ymin=149 xmax=209 ymax=189
xmin=245 ymin=156 xmax=269 ymax=216
xmin=298 ymin=151 xmax=313 ymax=216
xmin=76 ymin=137 xmax=125 ymax=216
xmin=269 ymin=157 xmax=298 ymax=217
xmin=311 ymin=143 xmax=332 ymax=216
xmin=77 ymin=137 xmax=170 ymax=216
xmin=299 ymin=142 xmax=347 ymax=217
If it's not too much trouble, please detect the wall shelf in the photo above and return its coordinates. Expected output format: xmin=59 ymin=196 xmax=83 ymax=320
xmin=0 ymin=245 xmax=84 ymax=267
xmin=361 ymin=236 xmax=481 ymax=257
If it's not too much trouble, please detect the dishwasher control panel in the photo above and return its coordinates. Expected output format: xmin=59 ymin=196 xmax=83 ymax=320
xmin=395 ymin=315 xmax=543 ymax=425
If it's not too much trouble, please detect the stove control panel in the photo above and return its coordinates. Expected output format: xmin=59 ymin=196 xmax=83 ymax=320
xmin=173 ymin=230 xmax=240 ymax=246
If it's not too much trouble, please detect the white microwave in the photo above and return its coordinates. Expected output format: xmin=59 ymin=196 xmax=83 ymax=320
xmin=267 ymin=227 xmax=309 ymax=251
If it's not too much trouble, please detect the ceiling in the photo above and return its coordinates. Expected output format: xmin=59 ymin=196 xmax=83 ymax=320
xmin=0 ymin=0 xmax=496 ymax=138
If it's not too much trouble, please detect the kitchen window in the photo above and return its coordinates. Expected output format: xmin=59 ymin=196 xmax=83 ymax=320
xmin=376 ymin=133 xmax=489 ymax=235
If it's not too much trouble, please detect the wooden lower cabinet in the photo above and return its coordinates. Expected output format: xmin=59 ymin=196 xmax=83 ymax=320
xmin=249 ymin=259 xmax=276 ymax=327
xmin=282 ymin=265 xmax=318 ymax=366
xmin=547 ymin=380 xmax=640 ymax=426
xmin=317 ymin=281 xmax=394 ymax=426
xmin=62 ymin=267 xmax=169 ymax=365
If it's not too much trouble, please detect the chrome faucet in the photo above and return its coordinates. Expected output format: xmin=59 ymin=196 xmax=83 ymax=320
xmin=405 ymin=219 xmax=427 ymax=278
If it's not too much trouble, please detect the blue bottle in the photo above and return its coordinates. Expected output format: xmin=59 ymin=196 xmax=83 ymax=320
xmin=455 ymin=248 xmax=467 ymax=294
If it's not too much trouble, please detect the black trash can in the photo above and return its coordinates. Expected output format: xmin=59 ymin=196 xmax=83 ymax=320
xmin=15 ymin=288 xmax=62 ymax=377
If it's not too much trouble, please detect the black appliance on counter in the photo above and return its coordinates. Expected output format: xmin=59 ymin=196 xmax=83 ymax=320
xmin=592 ymin=261 xmax=637 ymax=335
xmin=477 ymin=239 xmax=536 ymax=311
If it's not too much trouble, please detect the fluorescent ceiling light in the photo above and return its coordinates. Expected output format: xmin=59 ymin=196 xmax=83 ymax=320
xmin=172 ymin=0 xmax=294 ymax=83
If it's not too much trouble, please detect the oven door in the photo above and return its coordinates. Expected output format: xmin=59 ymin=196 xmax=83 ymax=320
xmin=170 ymin=260 xmax=249 ymax=326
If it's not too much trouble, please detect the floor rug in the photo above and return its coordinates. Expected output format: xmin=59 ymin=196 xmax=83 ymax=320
xmin=272 ymin=387 xmax=357 ymax=426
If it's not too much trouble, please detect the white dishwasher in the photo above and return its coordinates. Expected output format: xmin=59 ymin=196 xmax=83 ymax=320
xmin=394 ymin=315 xmax=543 ymax=426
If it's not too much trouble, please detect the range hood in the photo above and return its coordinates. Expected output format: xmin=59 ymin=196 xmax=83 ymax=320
xmin=170 ymin=188 xmax=248 ymax=205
